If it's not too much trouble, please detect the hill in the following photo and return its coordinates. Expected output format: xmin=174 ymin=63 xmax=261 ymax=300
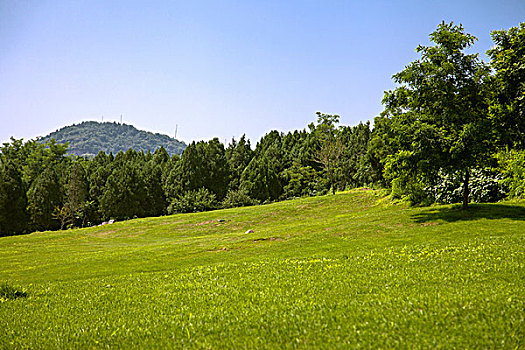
xmin=0 ymin=190 xmax=524 ymax=348
xmin=39 ymin=121 xmax=186 ymax=156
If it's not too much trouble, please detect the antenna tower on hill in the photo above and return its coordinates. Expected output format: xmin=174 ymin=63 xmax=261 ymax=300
xmin=175 ymin=124 xmax=178 ymax=139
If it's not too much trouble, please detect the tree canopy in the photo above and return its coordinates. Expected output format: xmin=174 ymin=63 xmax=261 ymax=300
xmin=379 ymin=22 xmax=493 ymax=208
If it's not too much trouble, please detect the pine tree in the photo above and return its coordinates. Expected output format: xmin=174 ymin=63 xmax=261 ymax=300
xmin=226 ymin=135 xmax=254 ymax=191
xmin=64 ymin=161 xmax=89 ymax=226
xmin=27 ymin=167 xmax=62 ymax=231
xmin=0 ymin=160 xmax=28 ymax=236
xmin=142 ymin=161 xmax=167 ymax=217
xmin=100 ymin=162 xmax=146 ymax=219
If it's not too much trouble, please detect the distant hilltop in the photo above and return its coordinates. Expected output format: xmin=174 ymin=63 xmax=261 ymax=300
xmin=39 ymin=121 xmax=186 ymax=156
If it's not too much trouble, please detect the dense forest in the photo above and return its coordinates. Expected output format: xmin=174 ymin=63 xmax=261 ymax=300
xmin=39 ymin=121 xmax=186 ymax=156
xmin=1 ymin=22 xmax=524 ymax=236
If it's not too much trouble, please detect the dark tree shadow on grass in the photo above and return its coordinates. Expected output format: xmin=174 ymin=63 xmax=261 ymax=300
xmin=412 ymin=203 xmax=525 ymax=223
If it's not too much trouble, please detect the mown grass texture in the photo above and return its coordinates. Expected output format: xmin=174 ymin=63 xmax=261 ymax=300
xmin=1 ymin=190 xmax=524 ymax=348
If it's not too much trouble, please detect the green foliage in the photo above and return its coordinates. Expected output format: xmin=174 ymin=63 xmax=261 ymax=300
xmin=487 ymin=22 xmax=525 ymax=148
xmin=0 ymin=281 xmax=27 ymax=301
xmin=177 ymin=139 xmax=230 ymax=201
xmin=226 ymin=135 xmax=254 ymax=191
xmin=313 ymin=112 xmax=345 ymax=194
xmin=383 ymin=149 xmax=431 ymax=205
xmin=52 ymin=205 xmax=75 ymax=230
xmin=167 ymin=188 xmax=217 ymax=214
xmin=39 ymin=121 xmax=186 ymax=156
xmin=281 ymin=163 xmax=327 ymax=198
xmin=338 ymin=122 xmax=376 ymax=189
xmin=426 ymin=168 xmax=506 ymax=204
xmin=379 ymin=22 xmax=493 ymax=207
xmin=240 ymin=156 xmax=282 ymax=202
xmin=497 ymin=149 xmax=525 ymax=198
xmin=63 ymin=162 xmax=89 ymax=226
xmin=100 ymin=161 xmax=146 ymax=220
xmin=141 ymin=161 xmax=167 ymax=217
xmin=0 ymin=160 xmax=28 ymax=236
xmin=27 ymin=167 xmax=62 ymax=231
xmin=221 ymin=188 xmax=259 ymax=208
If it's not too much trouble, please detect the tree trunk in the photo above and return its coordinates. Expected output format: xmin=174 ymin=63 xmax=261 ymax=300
xmin=462 ymin=168 xmax=470 ymax=209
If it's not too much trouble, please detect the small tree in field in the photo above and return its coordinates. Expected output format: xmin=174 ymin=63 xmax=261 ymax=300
xmin=314 ymin=112 xmax=345 ymax=195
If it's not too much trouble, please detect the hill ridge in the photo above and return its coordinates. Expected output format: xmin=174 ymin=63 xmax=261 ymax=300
xmin=39 ymin=121 xmax=186 ymax=156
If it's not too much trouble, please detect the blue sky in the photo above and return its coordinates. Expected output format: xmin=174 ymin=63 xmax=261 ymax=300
xmin=1 ymin=0 xmax=524 ymax=145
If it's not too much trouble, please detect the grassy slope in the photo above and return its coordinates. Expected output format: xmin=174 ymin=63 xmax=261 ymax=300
xmin=1 ymin=190 xmax=524 ymax=348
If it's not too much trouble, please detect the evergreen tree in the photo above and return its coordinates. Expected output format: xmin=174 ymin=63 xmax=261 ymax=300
xmin=226 ymin=135 xmax=253 ymax=191
xmin=0 ymin=160 xmax=28 ymax=236
xmin=153 ymin=146 xmax=170 ymax=165
xmin=27 ymin=167 xmax=62 ymax=231
xmin=338 ymin=122 xmax=374 ymax=189
xmin=163 ymin=157 xmax=183 ymax=202
xmin=64 ymin=161 xmax=89 ymax=226
xmin=177 ymin=139 xmax=229 ymax=201
xmin=88 ymin=152 xmax=113 ymax=222
xmin=142 ymin=161 xmax=167 ymax=217
xmin=203 ymin=138 xmax=229 ymax=200
xmin=100 ymin=162 xmax=146 ymax=220
xmin=240 ymin=147 xmax=282 ymax=202
xmin=65 ymin=162 xmax=89 ymax=212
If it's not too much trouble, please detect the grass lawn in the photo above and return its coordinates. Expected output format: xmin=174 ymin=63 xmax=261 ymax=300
xmin=1 ymin=190 xmax=524 ymax=348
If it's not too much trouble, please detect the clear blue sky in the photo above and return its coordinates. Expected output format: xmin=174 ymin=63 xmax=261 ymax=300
xmin=1 ymin=0 xmax=523 ymax=145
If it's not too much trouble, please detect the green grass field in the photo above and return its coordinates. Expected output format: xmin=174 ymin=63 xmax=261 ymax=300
xmin=1 ymin=190 xmax=524 ymax=348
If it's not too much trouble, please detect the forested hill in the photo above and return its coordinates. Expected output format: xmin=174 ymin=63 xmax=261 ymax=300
xmin=39 ymin=121 xmax=186 ymax=156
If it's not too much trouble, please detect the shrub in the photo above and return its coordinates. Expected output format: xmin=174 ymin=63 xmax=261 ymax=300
xmin=425 ymin=168 xmax=506 ymax=204
xmin=221 ymin=189 xmax=259 ymax=208
xmin=383 ymin=151 xmax=433 ymax=205
xmin=497 ymin=149 xmax=525 ymax=199
xmin=167 ymin=188 xmax=217 ymax=214
xmin=391 ymin=176 xmax=432 ymax=205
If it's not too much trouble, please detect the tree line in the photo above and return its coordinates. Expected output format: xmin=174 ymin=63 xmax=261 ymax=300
xmin=0 ymin=117 xmax=375 ymax=236
xmin=1 ymin=21 xmax=524 ymax=236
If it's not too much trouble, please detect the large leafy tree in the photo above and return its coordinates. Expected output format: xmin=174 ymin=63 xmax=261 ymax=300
xmin=381 ymin=22 xmax=492 ymax=208
xmin=487 ymin=22 xmax=525 ymax=148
